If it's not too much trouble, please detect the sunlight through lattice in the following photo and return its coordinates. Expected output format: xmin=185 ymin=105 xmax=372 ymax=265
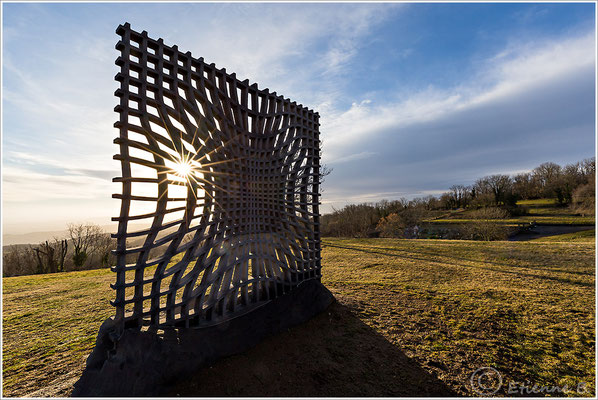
xmin=111 ymin=23 xmax=321 ymax=329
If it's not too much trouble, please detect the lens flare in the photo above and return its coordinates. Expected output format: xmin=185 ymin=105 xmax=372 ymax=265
xmin=174 ymin=160 xmax=192 ymax=177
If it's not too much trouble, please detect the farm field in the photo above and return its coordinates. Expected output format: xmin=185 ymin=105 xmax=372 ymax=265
xmin=2 ymin=237 xmax=596 ymax=397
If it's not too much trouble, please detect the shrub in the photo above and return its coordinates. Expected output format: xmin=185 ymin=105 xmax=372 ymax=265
xmin=507 ymin=205 xmax=529 ymax=217
xmin=468 ymin=207 xmax=510 ymax=220
xmin=320 ymin=203 xmax=380 ymax=237
xmin=459 ymin=208 xmax=510 ymax=240
xmin=572 ymin=183 xmax=595 ymax=216
xmin=459 ymin=222 xmax=510 ymax=241
xmin=376 ymin=213 xmax=404 ymax=238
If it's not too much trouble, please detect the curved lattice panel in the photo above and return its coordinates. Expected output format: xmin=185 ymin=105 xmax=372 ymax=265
xmin=111 ymin=23 xmax=321 ymax=329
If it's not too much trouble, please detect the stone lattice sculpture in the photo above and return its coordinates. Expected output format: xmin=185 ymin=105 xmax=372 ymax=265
xmin=111 ymin=23 xmax=322 ymax=330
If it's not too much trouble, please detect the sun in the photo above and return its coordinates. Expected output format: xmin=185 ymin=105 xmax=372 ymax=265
xmin=174 ymin=160 xmax=193 ymax=177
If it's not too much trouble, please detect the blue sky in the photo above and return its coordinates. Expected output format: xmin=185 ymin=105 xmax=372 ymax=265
xmin=2 ymin=2 xmax=596 ymax=234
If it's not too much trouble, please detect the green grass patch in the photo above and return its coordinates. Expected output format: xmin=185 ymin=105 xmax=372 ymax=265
xmin=531 ymin=229 xmax=596 ymax=243
xmin=430 ymin=216 xmax=595 ymax=225
xmin=517 ymin=198 xmax=559 ymax=206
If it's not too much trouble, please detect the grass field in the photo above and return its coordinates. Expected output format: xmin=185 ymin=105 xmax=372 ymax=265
xmin=430 ymin=216 xmax=596 ymax=225
xmin=2 ymin=238 xmax=595 ymax=396
xmin=531 ymin=229 xmax=596 ymax=243
xmin=428 ymin=199 xmax=595 ymax=226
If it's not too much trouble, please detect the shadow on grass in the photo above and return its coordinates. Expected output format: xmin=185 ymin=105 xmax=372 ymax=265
xmin=167 ymin=301 xmax=457 ymax=397
xmin=324 ymin=242 xmax=594 ymax=287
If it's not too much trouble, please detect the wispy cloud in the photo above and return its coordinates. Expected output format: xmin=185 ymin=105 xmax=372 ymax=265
xmin=321 ymin=31 xmax=595 ymax=159
xmin=328 ymin=151 xmax=377 ymax=164
xmin=2 ymin=165 xmax=111 ymax=202
xmin=153 ymin=4 xmax=402 ymax=107
xmin=322 ymin=190 xmax=409 ymax=206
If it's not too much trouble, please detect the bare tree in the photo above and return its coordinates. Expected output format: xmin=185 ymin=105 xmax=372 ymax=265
xmin=475 ymin=175 xmax=512 ymax=206
xmin=54 ymin=238 xmax=68 ymax=272
xmin=458 ymin=207 xmax=511 ymax=240
xmin=440 ymin=192 xmax=456 ymax=209
xmin=449 ymin=185 xmax=470 ymax=208
xmin=579 ymin=157 xmax=596 ymax=179
xmin=376 ymin=213 xmax=404 ymax=238
xmin=33 ymin=239 xmax=66 ymax=274
xmin=533 ymin=162 xmax=562 ymax=198
xmin=319 ymin=164 xmax=333 ymax=191
xmin=572 ymin=182 xmax=595 ymax=216
xmin=91 ymin=234 xmax=117 ymax=267
xmin=2 ymin=245 xmax=37 ymax=277
xmin=68 ymin=223 xmax=104 ymax=270
xmin=459 ymin=221 xmax=510 ymax=241
xmin=488 ymin=175 xmax=513 ymax=205
xmin=34 ymin=241 xmax=56 ymax=274
xmin=513 ymin=173 xmax=538 ymax=200
xmin=473 ymin=177 xmax=494 ymax=206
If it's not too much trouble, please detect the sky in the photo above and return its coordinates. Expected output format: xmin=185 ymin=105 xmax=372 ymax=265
xmin=2 ymin=2 xmax=596 ymax=235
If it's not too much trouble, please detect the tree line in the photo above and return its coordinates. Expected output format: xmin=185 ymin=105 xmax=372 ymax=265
xmin=321 ymin=157 xmax=595 ymax=238
xmin=2 ymin=223 xmax=116 ymax=277
xmin=439 ymin=158 xmax=595 ymax=210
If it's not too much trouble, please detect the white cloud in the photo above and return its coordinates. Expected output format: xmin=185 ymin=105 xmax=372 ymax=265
xmin=328 ymin=151 xmax=377 ymax=164
xmin=472 ymin=33 xmax=595 ymax=105
xmin=322 ymin=190 xmax=408 ymax=206
xmin=320 ymin=31 xmax=596 ymax=164
xmin=2 ymin=165 xmax=112 ymax=202
xmin=157 ymin=4 xmax=402 ymax=106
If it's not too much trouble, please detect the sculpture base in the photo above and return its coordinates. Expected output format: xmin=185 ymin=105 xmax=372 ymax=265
xmin=72 ymin=279 xmax=335 ymax=397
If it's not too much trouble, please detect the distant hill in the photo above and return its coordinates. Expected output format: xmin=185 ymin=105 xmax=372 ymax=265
xmin=2 ymin=223 xmax=170 ymax=247
xmin=3 ymin=230 xmax=72 ymax=246
xmin=2 ymin=225 xmax=118 ymax=246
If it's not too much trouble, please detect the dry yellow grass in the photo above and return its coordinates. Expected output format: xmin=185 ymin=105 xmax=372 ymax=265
xmin=2 ymin=238 xmax=595 ymax=396
xmin=322 ymin=238 xmax=595 ymax=396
